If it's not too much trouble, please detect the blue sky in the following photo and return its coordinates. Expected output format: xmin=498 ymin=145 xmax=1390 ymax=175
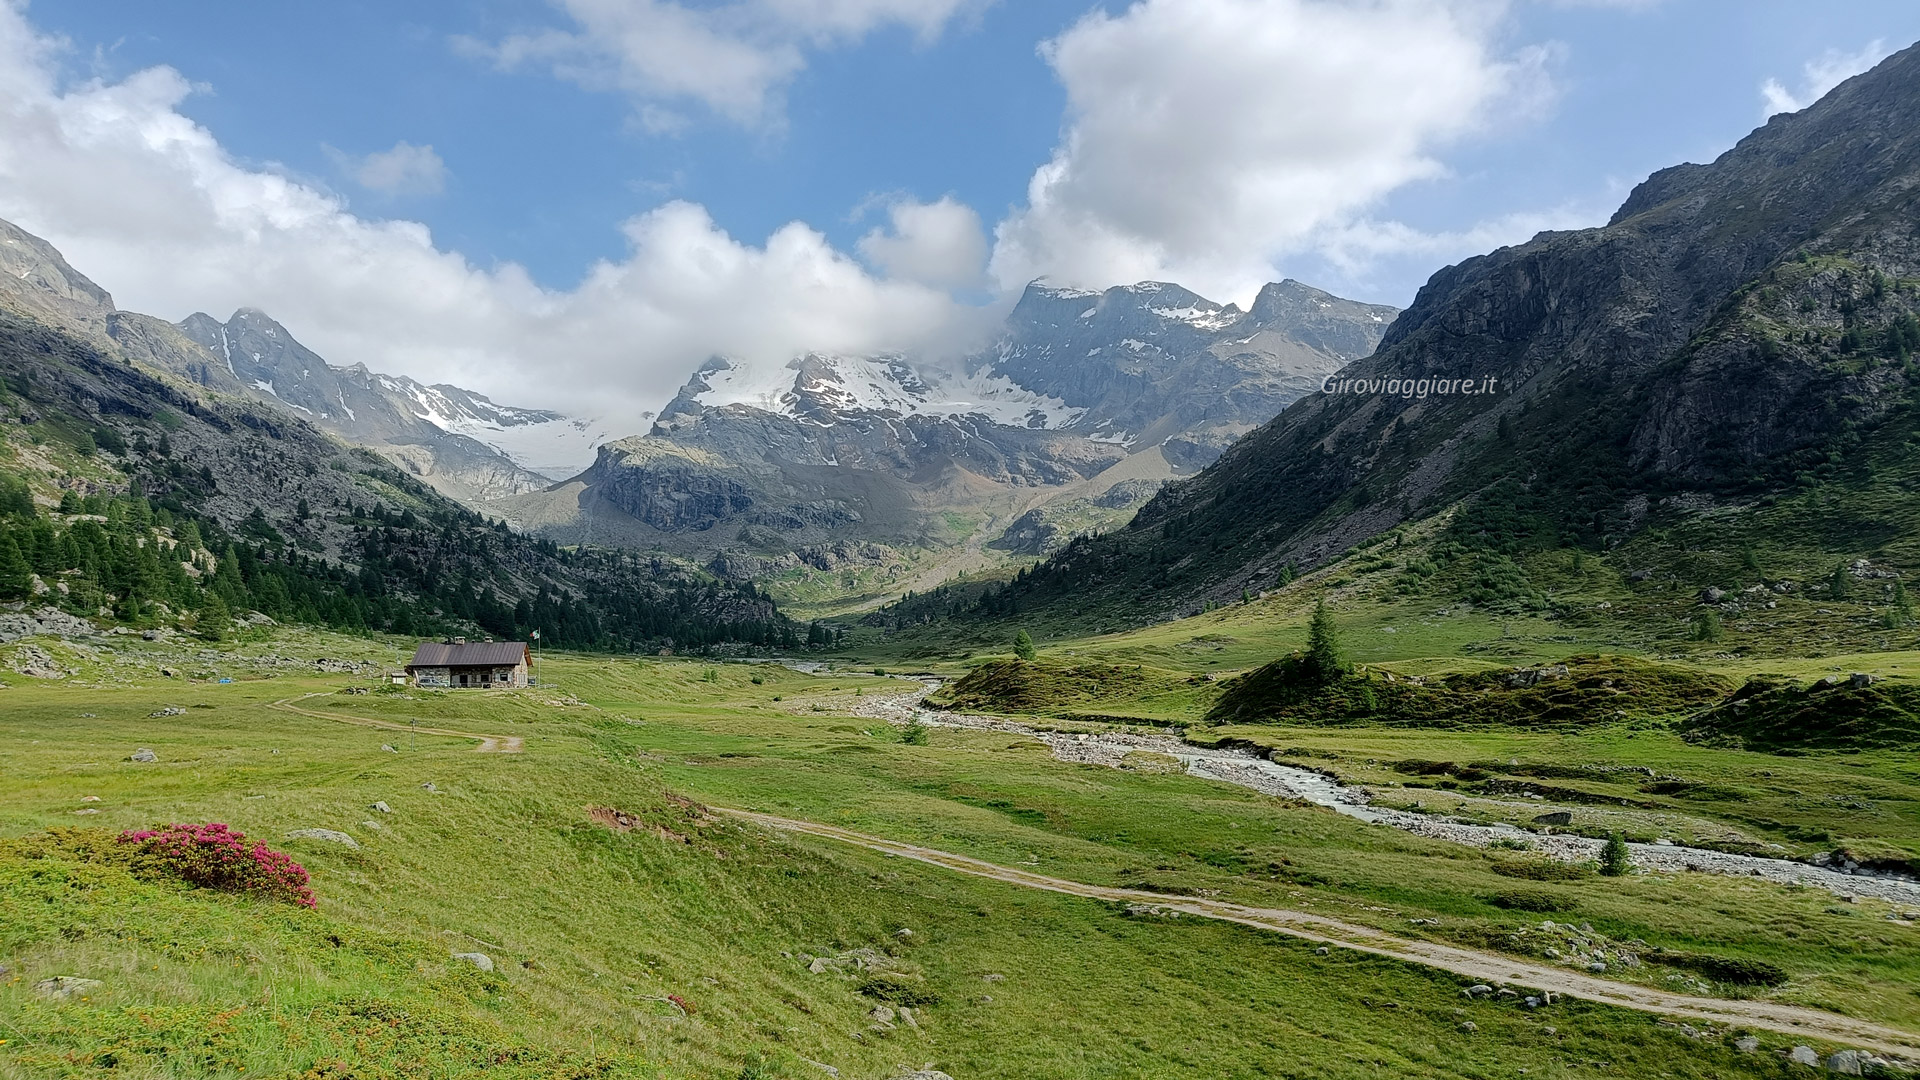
xmin=4 ymin=1 xmax=1918 ymax=422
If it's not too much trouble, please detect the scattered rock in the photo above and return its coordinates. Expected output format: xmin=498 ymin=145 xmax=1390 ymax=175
xmin=1542 ymin=1026 xmax=1557 ymax=1036
xmin=1587 ymin=962 xmax=1607 ymax=973
xmin=896 ymin=1072 xmax=955 ymax=1080
xmin=360 ymin=820 xmax=383 ymax=830
xmin=1532 ymin=811 xmax=1573 ymax=827
xmin=451 ymin=952 xmax=494 ymax=972
xmin=7 ymin=640 xmax=70 ymax=680
xmin=72 ymin=808 xmax=99 ymax=815
xmin=148 ymin=706 xmax=185 ymax=718
xmin=981 ymin=973 xmax=1004 ymax=982
xmin=381 ymin=744 xmax=397 ymax=753
xmin=1788 ymin=1045 xmax=1820 ymax=1067
xmin=1314 ymin=946 xmax=1330 ymax=956
xmin=421 ymin=782 xmax=440 ymax=793
xmin=285 ymin=828 xmax=358 ymax=849
xmin=1825 ymin=1049 xmax=1866 ymax=1075
xmin=802 ymin=1058 xmax=839 ymax=1077
xmin=371 ymin=801 xmax=391 ymax=814
xmin=0 ymin=606 xmax=97 ymax=643
xmin=1459 ymin=1021 xmax=1477 ymax=1033
xmin=1464 ymin=984 xmax=1493 ymax=998
xmin=869 ymin=1004 xmax=896 ymax=1026
xmin=1734 ymin=1036 xmax=1759 ymax=1053
xmin=80 ymin=795 xmax=99 ymax=802
xmin=129 ymin=747 xmax=158 ymax=763
xmin=33 ymin=976 xmax=102 ymax=999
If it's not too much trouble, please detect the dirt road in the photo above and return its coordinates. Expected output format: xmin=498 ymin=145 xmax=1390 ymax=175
xmin=719 ymin=806 xmax=1920 ymax=1059
xmin=268 ymin=694 xmax=524 ymax=753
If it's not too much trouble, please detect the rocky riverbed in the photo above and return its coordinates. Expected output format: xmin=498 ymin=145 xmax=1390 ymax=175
xmin=854 ymin=682 xmax=1920 ymax=907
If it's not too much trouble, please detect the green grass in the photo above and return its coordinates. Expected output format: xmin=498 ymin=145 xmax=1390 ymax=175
xmin=3 ymin=636 xmax=1917 ymax=1077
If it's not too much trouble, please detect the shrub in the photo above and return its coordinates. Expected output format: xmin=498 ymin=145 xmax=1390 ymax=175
xmin=1653 ymin=950 xmax=1789 ymax=987
xmin=119 ymin=822 xmax=316 ymax=908
xmin=1489 ymin=888 xmax=1574 ymax=913
xmin=901 ymin=719 xmax=929 ymax=746
xmin=1491 ymin=859 xmax=1594 ymax=882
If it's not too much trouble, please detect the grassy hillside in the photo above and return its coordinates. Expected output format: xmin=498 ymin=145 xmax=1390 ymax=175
xmin=4 ymin=628 xmax=1919 ymax=1077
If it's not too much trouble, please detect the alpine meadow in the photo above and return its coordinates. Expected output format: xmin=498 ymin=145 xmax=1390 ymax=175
xmin=7 ymin=5 xmax=1920 ymax=1079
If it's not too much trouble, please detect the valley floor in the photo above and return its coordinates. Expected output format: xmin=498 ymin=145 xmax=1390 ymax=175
xmin=3 ymin=628 xmax=1918 ymax=1078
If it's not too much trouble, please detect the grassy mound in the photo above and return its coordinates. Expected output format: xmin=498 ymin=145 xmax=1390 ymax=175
xmin=1208 ymin=654 xmax=1730 ymax=728
xmin=929 ymin=658 xmax=1205 ymax=722
xmin=1682 ymin=676 xmax=1920 ymax=752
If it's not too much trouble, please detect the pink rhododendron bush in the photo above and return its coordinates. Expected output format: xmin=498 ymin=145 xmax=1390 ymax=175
xmin=118 ymin=822 xmax=317 ymax=908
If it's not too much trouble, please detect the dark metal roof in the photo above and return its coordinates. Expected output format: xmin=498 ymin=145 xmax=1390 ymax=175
xmin=406 ymin=641 xmax=530 ymax=668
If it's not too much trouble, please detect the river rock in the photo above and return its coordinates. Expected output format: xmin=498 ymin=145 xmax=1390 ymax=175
xmin=452 ymin=952 xmax=494 ymax=972
xmin=286 ymin=828 xmax=358 ymax=848
xmin=34 ymin=976 xmax=102 ymax=999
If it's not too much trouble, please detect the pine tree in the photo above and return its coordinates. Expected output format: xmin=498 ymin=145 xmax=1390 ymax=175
xmin=1305 ymin=599 xmax=1346 ymax=685
xmin=1829 ymin=562 xmax=1853 ymax=600
xmin=1600 ymin=832 xmax=1631 ymax=877
xmin=0 ymin=533 xmax=31 ymax=600
xmin=1012 ymin=629 xmax=1037 ymax=661
xmin=197 ymin=591 xmax=232 ymax=641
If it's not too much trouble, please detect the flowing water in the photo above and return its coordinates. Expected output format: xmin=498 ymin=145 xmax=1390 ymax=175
xmin=855 ymin=682 xmax=1920 ymax=906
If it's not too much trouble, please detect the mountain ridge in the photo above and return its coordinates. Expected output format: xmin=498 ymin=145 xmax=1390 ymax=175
xmin=0 ymin=220 xmax=614 ymax=505
xmin=875 ymin=41 xmax=1920 ymax=640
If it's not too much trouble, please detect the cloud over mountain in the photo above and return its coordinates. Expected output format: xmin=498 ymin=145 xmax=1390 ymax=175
xmin=990 ymin=0 xmax=1555 ymax=304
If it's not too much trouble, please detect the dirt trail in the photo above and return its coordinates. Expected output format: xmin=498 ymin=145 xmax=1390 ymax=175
xmin=268 ymin=694 xmax=524 ymax=753
xmin=720 ymin=807 xmax=1920 ymax=1058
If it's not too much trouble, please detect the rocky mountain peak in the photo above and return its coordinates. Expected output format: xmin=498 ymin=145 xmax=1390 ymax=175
xmin=0 ymin=218 xmax=115 ymax=332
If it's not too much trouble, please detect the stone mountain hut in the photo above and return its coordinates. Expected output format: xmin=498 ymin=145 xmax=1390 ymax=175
xmin=405 ymin=639 xmax=532 ymax=689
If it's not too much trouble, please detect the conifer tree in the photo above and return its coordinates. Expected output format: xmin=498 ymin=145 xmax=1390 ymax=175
xmin=1305 ymin=599 xmax=1346 ymax=685
xmin=1013 ymin=629 xmax=1037 ymax=661
xmin=0 ymin=534 xmax=31 ymax=600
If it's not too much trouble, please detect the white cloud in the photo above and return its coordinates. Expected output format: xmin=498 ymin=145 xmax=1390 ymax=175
xmin=857 ymin=196 xmax=986 ymax=290
xmin=1760 ymin=40 xmax=1887 ymax=118
xmin=989 ymin=0 xmax=1554 ymax=304
xmin=0 ymin=4 xmax=980 ymax=430
xmin=344 ymin=141 xmax=448 ymax=196
xmin=467 ymin=0 xmax=986 ymax=128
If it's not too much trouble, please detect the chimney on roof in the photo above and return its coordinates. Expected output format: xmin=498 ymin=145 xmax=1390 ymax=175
xmin=452 ymin=636 xmax=466 ymax=645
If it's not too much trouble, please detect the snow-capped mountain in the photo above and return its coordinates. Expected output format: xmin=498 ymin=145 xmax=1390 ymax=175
xmin=173 ymin=309 xmax=623 ymax=499
xmin=497 ymin=277 xmax=1399 ymax=593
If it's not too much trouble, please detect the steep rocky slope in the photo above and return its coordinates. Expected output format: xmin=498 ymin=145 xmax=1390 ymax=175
xmin=0 ymin=303 xmax=786 ymax=651
xmin=0 ymin=218 xmax=610 ymax=504
xmin=892 ymin=42 xmax=1920 ymax=636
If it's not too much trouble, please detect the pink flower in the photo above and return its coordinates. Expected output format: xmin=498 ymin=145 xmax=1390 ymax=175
xmin=119 ymin=823 xmax=316 ymax=908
